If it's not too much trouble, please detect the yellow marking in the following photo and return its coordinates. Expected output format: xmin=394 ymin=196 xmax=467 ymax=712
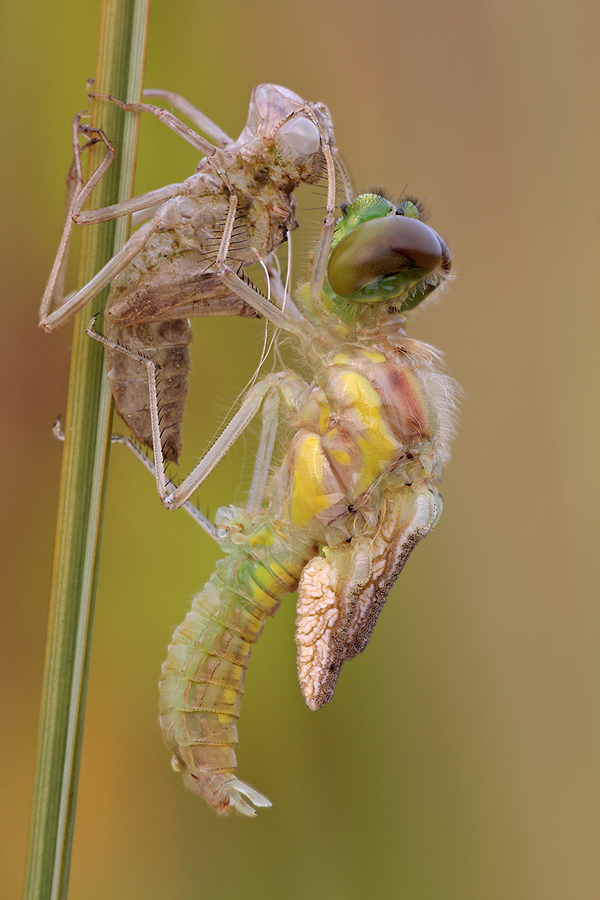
xmin=330 ymin=445 xmax=352 ymax=466
xmin=248 ymin=527 xmax=275 ymax=549
xmin=249 ymin=566 xmax=279 ymax=592
xmin=290 ymin=434 xmax=335 ymax=527
xmin=220 ymin=688 xmax=237 ymax=708
xmin=336 ymin=370 xmax=400 ymax=493
xmin=318 ymin=400 xmax=332 ymax=435
xmin=266 ymin=558 xmax=298 ymax=589
xmin=331 ymin=350 xmax=386 ymax=365
xmin=247 ymin=575 xmax=277 ymax=605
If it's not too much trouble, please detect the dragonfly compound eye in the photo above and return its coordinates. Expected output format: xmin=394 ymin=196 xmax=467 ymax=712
xmin=327 ymin=214 xmax=445 ymax=301
xmin=276 ymin=116 xmax=321 ymax=158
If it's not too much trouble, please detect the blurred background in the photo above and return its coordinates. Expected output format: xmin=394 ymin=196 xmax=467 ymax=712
xmin=1 ymin=1 xmax=599 ymax=898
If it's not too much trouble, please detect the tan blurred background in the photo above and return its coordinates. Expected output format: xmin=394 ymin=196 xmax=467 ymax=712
xmin=2 ymin=1 xmax=599 ymax=898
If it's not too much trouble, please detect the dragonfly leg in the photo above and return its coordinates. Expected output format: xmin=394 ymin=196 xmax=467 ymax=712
xmin=40 ymin=215 xmax=161 ymax=332
xmin=308 ymin=132 xmax=338 ymax=304
xmin=216 ymin=262 xmax=305 ymax=332
xmin=68 ymin=119 xmax=184 ymax=227
xmin=87 ymin=316 xmax=299 ymax=510
xmin=206 ymin=190 xmax=304 ymax=331
xmin=39 ymin=114 xmax=115 ymax=324
xmin=261 ymin=248 xmax=302 ymax=319
xmin=142 ymin=89 xmax=233 ymax=149
xmin=262 ymin=254 xmax=288 ymax=309
xmin=90 ymin=91 xmax=220 ymax=158
xmin=51 ymin=417 xmax=221 ymax=543
xmin=311 ymin=100 xmax=354 ymax=207
xmin=245 ymin=388 xmax=281 ymax=515
xmin=72 ymin=183 xmax=183 ymax=226
xmin=110 ymin=434 xmax=222 ymax=543
xmin=245 ymin=366 xmax=307 ymax=513
xmin=333 ymin=149 xmax=354 ymax=207
xmin=157 ymin=371 xmax=296 ymax=509
xmin=39 ymin=115 xmax=186 ymax=331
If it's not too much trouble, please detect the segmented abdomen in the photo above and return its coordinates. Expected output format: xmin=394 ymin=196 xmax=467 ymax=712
xmin=159 ymin=511 xmax=312 ymax=814
xmin=104 ymin=319 xmax=191 ymax=464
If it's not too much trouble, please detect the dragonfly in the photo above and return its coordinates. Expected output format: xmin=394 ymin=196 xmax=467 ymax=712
xmin=102 ymin=187 xmax=457 ymax=815
xmin=39 ymin=83 xmax=350 ymax=463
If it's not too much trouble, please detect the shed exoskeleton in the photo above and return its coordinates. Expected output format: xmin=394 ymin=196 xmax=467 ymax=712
xmin=40 ymin=84 xmax=350 ymax=462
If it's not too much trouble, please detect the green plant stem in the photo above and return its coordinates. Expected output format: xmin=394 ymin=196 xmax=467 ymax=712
xmin=23 ymin=3 xmax=150 ymax=899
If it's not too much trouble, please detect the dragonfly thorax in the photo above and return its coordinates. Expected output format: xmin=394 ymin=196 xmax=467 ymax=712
xmin=272 ymin=339 xmax=444 ymax=542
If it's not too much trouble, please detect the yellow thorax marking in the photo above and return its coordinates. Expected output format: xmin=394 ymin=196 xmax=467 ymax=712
xmin=331 ymin=350 xmax=387 ymax=366
xmin=333 ymin=370 xmax=399 ymax=493
xmin=290 ymin=365 xmax=402 ymax=527
xmin=290 ymin=434 xmax=336 ymax=527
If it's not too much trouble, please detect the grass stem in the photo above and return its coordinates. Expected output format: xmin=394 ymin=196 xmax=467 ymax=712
xmin=23 ymin=3 xmax=151 ymax=898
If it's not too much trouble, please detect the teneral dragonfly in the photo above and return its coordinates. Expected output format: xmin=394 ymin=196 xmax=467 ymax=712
xmin=108 ymin=189 xmax=457 ymax=815
xmin=40 ymin=84 xmax=349 ymax=462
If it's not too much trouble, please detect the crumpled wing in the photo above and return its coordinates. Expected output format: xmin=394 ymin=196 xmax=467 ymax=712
xmin=295 ymin=483 xmax=442 ymax=710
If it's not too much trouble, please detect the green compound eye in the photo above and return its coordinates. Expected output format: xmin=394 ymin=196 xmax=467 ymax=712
xmin=327 ymin=214 xmax=448 ymax=303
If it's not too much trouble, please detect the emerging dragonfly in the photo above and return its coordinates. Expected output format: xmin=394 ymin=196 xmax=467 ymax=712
xmin=105 ymin=188 xmax=457 ymax=815
xmin=40 ymin=84 xmax=349 ymax=462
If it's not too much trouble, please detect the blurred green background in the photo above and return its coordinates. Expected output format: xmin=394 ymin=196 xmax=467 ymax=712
xmin=2 ymin=1 xmax=599 ymax=898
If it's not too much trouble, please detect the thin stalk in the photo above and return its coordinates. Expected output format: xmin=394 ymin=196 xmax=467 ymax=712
xmin=23 ymin=3 xmax=151 ymax=899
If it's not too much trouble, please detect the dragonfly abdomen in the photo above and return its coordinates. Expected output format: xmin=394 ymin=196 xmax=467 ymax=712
xmin=159 ymin=513 xmax=311 ymax=814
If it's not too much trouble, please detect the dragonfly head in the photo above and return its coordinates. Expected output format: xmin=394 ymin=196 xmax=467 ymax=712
xmin=326 ymin=193 xmax=451 ymax=317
